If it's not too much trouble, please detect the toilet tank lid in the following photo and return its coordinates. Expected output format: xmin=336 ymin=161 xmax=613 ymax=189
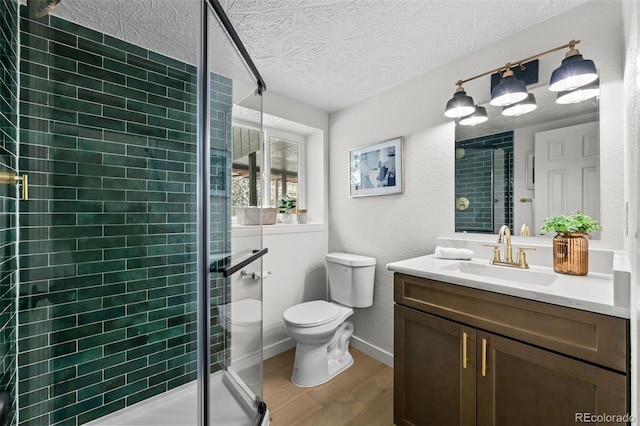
xmin=326 ymin=252 xmax=376 ymax=267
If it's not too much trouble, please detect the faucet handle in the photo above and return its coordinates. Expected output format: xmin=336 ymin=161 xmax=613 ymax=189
xmin=516 ymin=247 xmax=536 ymax=268
xmin=484 ymin=244 xmax=501 ymax=264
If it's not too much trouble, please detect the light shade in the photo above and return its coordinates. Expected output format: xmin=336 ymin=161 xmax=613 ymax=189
xmin=490 ymin=74 xmax=528 ymax=106
xmin=459 ymin=105 xmax=488 ymax=126
xmin=549 ymin=51 xmax=598 ymax=92
xmin=445 ymin=89 xmax=475 ymax=118
xmin=502 ymin=94 xmax=537 ymax=116
xmin=556 ymin=80 xmax=600 ymax=104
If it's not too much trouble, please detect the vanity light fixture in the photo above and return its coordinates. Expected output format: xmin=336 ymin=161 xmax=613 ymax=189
xmin=490 ymin=66 xmax=528 ymax=106
xmin=444 ymin=82 xmax=476 ymax=118
xmin=445 ymin=39 xmax=598 ymax=122
xmin=548 ymin=41 xmax=598 ymax=92
xmin=502 ymin=93 xmax=537 ymax=117
xmin=459 ymin=105 xmax=488 ymax=126
xmin=556 ymin=79 xmax=600 ymax=104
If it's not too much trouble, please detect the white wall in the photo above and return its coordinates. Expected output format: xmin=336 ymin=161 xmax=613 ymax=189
xmin=232 ymin=225 xmax=329 ymax=358
xmin=328 ymin=1 xmax=626 ymax=362
xmin=233 ymin=89 xmax=331 ymax=359
xmin=622 ymin=0 xmax=640 ymax=418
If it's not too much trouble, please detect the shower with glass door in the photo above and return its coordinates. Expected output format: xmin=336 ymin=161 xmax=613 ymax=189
xmin=454 ymin=134 xmax=514 ymax=234
xmin=0 ymin=0 xmax=268 ymax=424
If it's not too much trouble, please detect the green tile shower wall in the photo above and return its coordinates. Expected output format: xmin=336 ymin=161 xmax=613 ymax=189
xmin=0 ymin=1 xmax=19 ymax=425
xmin=455 ymin=131 xmax=514 ymax=233
xmin=18 ymin=9 xmax=230 ymax=425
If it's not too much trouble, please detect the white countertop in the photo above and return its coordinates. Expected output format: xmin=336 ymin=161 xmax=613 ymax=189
xmin=387 ymin=254 xmax=630 ymax=319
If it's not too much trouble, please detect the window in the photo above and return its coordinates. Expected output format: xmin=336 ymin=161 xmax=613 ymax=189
xmin=269 ymin=137 xmax=298 ymax=206
xmin=232 ymin=125 xmax=304 ymax=215
xmin=231 ymin=125 xmax=262 ymax=211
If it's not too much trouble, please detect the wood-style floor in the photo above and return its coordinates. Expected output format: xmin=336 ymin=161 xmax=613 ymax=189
xmin=263 ymin=347 xmax=394 ymax=426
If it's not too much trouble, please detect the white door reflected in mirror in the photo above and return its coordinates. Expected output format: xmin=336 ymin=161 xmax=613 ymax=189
xmin=534 ymin=121 xmax=600 ymax=237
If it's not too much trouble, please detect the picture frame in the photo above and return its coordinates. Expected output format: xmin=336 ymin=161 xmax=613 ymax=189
xmin=525 ymin=150 xmax=535 ymax=190
xmin=349 ymin=137 xmax=404 ymax=197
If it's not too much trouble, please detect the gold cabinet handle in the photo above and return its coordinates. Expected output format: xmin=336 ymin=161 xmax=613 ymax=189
xmin=481 ymin=338 xmax=487 ymax=377
xmin=462 ymin=332 xmax=468 ymax=369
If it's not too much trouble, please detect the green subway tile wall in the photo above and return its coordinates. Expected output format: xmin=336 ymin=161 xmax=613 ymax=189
xmin=18 ymin=8 xmax=230 ymax=425
xmin=0 ymin=0 xmax=19 ymax=425
xmin=455 ymin=131 xmax=514 ymax=234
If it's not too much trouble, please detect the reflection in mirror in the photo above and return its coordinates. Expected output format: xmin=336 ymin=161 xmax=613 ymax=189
xmin=454 ymin=83 xmax=599 ymax=238
xmin=455 ymin=134 xmax=512 ymax=234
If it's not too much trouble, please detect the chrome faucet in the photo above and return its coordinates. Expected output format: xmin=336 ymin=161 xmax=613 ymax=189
xmin=484 ymin=225 xmax=536 ymax=269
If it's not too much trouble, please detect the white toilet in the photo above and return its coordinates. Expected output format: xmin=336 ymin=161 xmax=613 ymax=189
xmin=283 ymin=252 xmax=376 ymax=387
xmin=218 ymin=299 xmax=262 ymax=386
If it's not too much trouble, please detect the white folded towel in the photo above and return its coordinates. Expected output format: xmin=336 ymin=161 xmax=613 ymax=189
xmin=435 ymin=246 xmax=473 ymax=260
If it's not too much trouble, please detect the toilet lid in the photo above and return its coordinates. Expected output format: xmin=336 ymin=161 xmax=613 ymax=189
xmin=284 ymin=301 xmax=340 ymax=327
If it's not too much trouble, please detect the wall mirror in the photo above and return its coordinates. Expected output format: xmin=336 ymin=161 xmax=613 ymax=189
xmin=454 ymin=82 xmax=599 ymax=238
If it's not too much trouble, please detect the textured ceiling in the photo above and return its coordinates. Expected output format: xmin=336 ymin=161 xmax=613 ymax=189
xmin=51 ymin=0 xmax=588 ymax=112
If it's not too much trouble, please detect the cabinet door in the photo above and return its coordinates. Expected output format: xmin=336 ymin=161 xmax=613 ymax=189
xmin=477 ymin=331 xmax=627 ymax=426
xmin=394 ymin=304 xmax=476 ymax=426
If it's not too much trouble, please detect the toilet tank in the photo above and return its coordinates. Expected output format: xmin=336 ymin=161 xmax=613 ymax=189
xmin=325 ymin=252 xmax=376 ymax=308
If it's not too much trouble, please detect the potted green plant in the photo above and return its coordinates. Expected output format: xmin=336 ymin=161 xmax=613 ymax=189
xmin=278 ymin=195 xmax=297 ymax=224
xmin=541 ymin=212 xmax=602 ymax=276
xmin=541 ymin=212 xmax=602 ymax=234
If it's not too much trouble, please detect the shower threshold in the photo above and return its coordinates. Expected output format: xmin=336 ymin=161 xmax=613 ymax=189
xmin=87 ymin=370 xmax=268 ymax=425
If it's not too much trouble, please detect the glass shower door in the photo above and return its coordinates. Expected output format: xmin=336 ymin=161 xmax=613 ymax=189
xmin=11 ymin=0 xmax=267 ymax=424
xmin=454 ymin=146 xmax=513 ymax=234
xmin=492 ymin=148 xmax=507 ymax=233
xmin=205 ymin=1 xmax=267 ymax=424
xmin=17 ymin=1 xmax=208 ymax=425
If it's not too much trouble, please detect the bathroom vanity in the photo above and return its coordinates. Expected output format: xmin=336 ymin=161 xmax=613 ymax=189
xmin=388 ymin=253 xmax=630 ymax=426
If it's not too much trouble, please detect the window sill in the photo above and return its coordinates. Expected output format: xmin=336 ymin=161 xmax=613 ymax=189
xmin=232 ymin=222 xmax=327 ymax=237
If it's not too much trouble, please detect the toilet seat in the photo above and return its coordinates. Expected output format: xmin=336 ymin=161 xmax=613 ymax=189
xmin=283 ymin=300 xmax=341 ymax=328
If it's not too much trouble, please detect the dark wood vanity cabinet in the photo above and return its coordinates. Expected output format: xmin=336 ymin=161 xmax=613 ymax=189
xmin=395 ymin=304 xmax=476 ymax=425
xmin=394 ymin=273 xmax=629 ymax=426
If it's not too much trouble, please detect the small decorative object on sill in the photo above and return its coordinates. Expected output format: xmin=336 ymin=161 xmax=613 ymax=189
xmin=236 ymin=207 xmax=277 ymax=225
xmin=541 ymin=212 xmax=602 ymax=276
xmin=278 ymin=195 xmax=297 ymax=224
xmin=297 ymin=209 xmax=307 ymax=224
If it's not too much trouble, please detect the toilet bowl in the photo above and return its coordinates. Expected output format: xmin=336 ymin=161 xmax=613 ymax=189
xmin=284 ymin=300 xmax=355 ymax=387
xmin=219 ymin=298 xmax=262 ymax=386
xmin=283 ymin=253 xmax=376 ymax=387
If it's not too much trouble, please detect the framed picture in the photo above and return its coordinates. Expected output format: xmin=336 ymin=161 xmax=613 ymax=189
xmin=525 ymin=150 xmax=535 ymax=190
xmin=349 ymin=137 xmax=404 ymax=197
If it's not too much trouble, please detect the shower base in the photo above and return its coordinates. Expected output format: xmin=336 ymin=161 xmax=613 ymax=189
xmin=87 ymin=370 xmax=268 ymax=425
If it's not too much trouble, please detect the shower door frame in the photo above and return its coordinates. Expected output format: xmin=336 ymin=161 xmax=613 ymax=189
xmin=197 ymin=1 xmax=267 ymax=424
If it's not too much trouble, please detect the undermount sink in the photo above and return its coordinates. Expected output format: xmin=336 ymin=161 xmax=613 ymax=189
xmin=440 ymin=261 xmax=557 ymax=286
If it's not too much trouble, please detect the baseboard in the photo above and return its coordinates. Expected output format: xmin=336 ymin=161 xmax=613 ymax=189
xmin=262 ymin=335 xmax=394 ymax=368
xmin=263 ymin=337 xmax=296 ymax=360
xmin=350 ymin=335 xmax=394 ymax=368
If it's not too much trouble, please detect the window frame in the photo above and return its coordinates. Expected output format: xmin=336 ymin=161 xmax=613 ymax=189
xmin=231 ymin=122 xmax=305 ymax=212
xmin=265 ymin=128 xmax=305 ymax=210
